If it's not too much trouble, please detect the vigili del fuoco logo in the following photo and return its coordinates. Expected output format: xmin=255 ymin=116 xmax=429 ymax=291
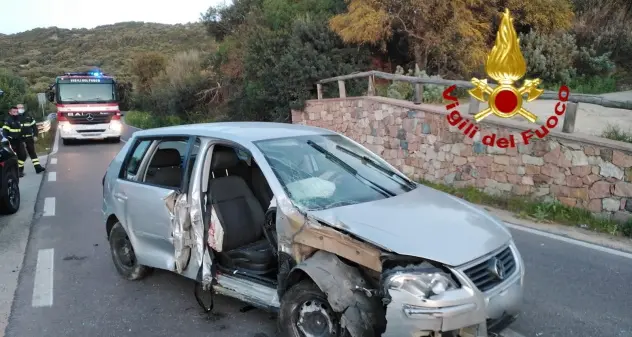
xmin=443 ymin=8 xmax=570 ymax=148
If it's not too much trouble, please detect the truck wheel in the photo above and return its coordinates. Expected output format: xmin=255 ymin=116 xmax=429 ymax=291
xmin=0 ymin=168 xmax=20 ymax=215
xmin=108 ymin=222 xmax=151 ymax=280
xmin=62 ymin=138 xmax=71 ymax=145
xmin=279 ymin=280 xmax=348 ymax=337
xmin=110 ymin=137 xmax=121 ymax=143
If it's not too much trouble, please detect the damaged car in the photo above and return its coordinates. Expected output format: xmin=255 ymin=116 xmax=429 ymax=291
xmin=102 ymin=122 xmax=525 ymax=337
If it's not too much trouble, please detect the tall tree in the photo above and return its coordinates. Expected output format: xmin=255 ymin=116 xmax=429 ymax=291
xmin=329 ymin=0 xmax=574 ymax=74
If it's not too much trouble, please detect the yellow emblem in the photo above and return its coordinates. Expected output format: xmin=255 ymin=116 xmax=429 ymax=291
xmin=468 ymin=8 xmax=543 ymax=123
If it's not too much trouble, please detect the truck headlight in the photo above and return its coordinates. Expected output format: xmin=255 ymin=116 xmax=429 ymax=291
xmin=59 ymin=122 xmax=71 ymax=132
xmin=110 ymin=121 xmax=122 ymax=131
xmin=385 ymin=268 xmax=458 ymax=298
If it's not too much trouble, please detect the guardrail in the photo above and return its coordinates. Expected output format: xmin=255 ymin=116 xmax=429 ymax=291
xmin=36 ymin=113 xmax=56 ymax=134
xmin=316 ymin=70 xmax=632 ymax=134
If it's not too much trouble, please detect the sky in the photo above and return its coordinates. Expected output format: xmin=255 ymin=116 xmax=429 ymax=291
xmin=0 ymin=0 xmax=224 ymax=35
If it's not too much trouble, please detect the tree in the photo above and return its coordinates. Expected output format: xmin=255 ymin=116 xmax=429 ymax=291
xmin=236 ymin=16 xmax=371 ymax=122
xmin=201 ymin=0 xmax=263 ymax=41
xmin=329 ymin=0 xmax=574 ymax=74
xmin=0 ymin=69 xmax=29 ymax=114
xmin=129 ymin=52 xmax=167 ymax=93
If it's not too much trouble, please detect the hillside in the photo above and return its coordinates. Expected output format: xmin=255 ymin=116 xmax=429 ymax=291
xmin=0 ymin=22 xmax=216 ymax=91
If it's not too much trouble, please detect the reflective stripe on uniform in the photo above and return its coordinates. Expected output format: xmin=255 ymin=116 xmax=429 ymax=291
xmin=32 ymin=158 xmax=40 ymax=164
xmin=3 ymin=125 xmax=20 ymax=132
xmin=17 ymin=160 xmax=24 ymax=167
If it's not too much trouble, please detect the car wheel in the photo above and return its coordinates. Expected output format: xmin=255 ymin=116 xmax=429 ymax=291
xmin=110 ymin=137 xmax=121 ymax=143
xmin=108 ymin=222 xmax=151 ymax=280
xmin=0 ymin=168 xmax=20 ymax=215
xmin=279 ymin=280 xmax=347 ymax=337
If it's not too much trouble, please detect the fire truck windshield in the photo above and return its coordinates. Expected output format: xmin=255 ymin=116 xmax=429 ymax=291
xmin=58 ymin=83 xmax=115 ymax=103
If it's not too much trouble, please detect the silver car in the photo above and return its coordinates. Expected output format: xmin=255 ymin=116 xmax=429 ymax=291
xmin=102 ymin=122 xmax=524 ymax=337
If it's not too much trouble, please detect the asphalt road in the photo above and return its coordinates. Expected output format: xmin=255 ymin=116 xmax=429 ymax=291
xmin=3 ymin=123 xmax=632 ymax=337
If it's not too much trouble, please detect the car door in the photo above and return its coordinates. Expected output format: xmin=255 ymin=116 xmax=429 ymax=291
xmin=113 ymin=136 xmax=196 ymax=272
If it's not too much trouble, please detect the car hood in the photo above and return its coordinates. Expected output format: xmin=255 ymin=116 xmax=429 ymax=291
xmin=308 ymin=185 xmax=512 ymax=267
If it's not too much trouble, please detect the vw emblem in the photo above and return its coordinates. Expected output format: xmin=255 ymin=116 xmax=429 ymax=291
xmin=488 ymin=257 xmax=506 ymax=280
xmin=86 ymin=113 xmax=94 ymax=121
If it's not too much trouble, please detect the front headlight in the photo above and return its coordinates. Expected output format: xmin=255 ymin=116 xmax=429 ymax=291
xmin=385 ymin=267 xmax=458 ymax=298
xmin=110 ymin=121 xmax=122 ymax=131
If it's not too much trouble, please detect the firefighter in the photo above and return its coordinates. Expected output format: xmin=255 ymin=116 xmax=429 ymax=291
xmin=18 ymin=104 xmax=45 ymax=174
xmin=2 ymin=106 xmax=27 ymax=177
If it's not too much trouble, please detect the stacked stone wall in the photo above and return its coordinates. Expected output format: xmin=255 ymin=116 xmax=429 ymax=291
xmin=291 ymin=96 xmax=632 ymax=222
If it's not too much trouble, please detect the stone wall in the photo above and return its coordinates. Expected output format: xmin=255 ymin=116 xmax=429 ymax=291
xmin=291 ymin=96 xmax=632 ymax=222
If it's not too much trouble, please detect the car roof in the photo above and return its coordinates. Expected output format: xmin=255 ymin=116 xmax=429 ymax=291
xmin=132 ymin=121 xmax=338 ymax=143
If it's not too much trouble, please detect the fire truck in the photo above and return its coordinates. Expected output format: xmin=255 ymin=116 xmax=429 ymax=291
xmin=46 ymin=69 xmax=122 ymax=145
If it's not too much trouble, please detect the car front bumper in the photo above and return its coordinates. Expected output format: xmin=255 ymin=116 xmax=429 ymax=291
xmin=59 ymin=122 xmax=122 ymax=140
xmin=382 ymin=242 xmax=524 ymax=337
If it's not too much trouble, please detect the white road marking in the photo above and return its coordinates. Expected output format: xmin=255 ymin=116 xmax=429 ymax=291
xmin=49 ymin=128 xmax=59 ymax=156
xmin=48 ymin=172 xmax=56 ymax=182
xmin=500 ymin=328 xmax=526 ymax=337
xmin=50 ymin=158 xmax=57 ymax=165
xmin=121 ymin=138 xmax=127 ymax=143
xmin=42 ymin=197 xmax=55 ymax=217
xmin=31 ymin=248 xmax=54 ymax=307
xmin=505 ymin=222 xmax=632 ymax=260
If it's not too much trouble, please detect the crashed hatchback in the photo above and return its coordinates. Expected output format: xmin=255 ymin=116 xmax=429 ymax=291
xmin=102 ymin=122 xmax=524 ymax=337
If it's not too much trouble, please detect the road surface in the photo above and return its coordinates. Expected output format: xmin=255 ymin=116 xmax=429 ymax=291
xmin=3 ymin=123 xmax=632 ymax=337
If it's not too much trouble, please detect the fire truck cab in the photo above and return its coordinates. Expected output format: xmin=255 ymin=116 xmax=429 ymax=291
xmin=46 ymin=70 xmax=122 ymax=145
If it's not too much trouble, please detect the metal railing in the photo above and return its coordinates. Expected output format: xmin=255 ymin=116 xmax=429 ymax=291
xmin=36 ymin=113 xmax=56 ymax=134
xmin=315 ymin=70 xmax=632 ymax=134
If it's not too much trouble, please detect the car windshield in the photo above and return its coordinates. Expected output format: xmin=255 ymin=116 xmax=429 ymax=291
xmin=58 ymin=83 xmax=115 ymax=103
xmin=255 ymin=134 xmax=417 ymax=211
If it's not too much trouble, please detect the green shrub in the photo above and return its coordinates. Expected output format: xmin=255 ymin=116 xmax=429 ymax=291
xmin=124 ymin=110 xmax=184 ymax=129
xmin=132 ymin=50 xmax=216 ymax=123
xmin=602 ymin=124 xmax=632 ymax=143
xmin=520 ymin=30 xmax=578 ymax=84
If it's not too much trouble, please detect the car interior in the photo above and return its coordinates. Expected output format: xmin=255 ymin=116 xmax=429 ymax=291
xmin=141 ymin=140 xmax=199 ymax=189
xmin=205 ymin=144 xmax=277 ymax=286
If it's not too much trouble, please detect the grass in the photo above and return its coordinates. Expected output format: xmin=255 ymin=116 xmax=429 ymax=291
xmin=124 ymin=111 xmax=184 ymax=129
xmin=602 ymin=124 xmax=632 ymax=143
xmin=35 ymin=121 xmax=57 ymax=155
xmin=419 ymin=179 xmax=632 ymax=238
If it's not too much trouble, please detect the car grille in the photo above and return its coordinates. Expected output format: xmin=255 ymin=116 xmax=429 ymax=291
xmin=67 ymin=113 xmax=113 ymax=125
xmin=462 ymin=246 xmax=516 ymax=292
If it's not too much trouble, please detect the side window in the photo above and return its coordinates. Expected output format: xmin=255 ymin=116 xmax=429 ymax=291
xmin=122 ymin=140 xmax=152 ymax=180
xmin=142 ymin=138 xmax=189 ymax=189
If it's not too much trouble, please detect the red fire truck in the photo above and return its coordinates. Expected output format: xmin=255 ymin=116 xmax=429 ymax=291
xmin=46 ymin=69 xmax=122 ymax=145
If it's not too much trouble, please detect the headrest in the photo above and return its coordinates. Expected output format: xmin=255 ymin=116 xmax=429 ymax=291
xmin=150 ymin=148 xmax=181 ymax=168
xmin=211 ymin=147 xmax=240 ymax=171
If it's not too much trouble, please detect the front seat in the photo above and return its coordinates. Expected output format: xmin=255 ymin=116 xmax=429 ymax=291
xmin=145 ymin=148 xmax=182 ymax=188
xmin=207 ymin=147 xmax=275 ymax=275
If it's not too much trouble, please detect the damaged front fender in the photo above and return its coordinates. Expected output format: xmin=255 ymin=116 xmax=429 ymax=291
xmin=288 ymin=250 xmax=386 ymax=337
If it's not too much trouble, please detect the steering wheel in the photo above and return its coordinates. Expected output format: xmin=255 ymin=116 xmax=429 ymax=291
xmin=263 ymin=208 xmax=278 ymax=256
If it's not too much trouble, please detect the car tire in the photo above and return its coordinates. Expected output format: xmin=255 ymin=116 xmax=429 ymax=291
xmin=279 ymin=280 xmax=348 ymax=337
xmin=110 ymin=137 xmax=121 ymax=143
xmin=0 ymin=168 xmax=20 ymax=215
xmin=108 ymin=222 xmax=151 ymax=280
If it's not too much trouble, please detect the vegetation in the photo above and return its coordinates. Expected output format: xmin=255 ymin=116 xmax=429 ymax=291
xmin=420 ymin=179 xmax=632 ymax=238
xmin=602 ymin=124 xmax=632 ymax=144
xmin=34 ymin=121 xmax=57 ymax=154
xmin=0 ymin=22 xmax=216 ymax=92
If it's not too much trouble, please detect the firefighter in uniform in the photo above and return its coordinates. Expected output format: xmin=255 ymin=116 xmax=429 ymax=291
xmin=17 ymin=104 xmax=45 ymax=174
xmin=2 ymin=106 xmax=27 ymax=177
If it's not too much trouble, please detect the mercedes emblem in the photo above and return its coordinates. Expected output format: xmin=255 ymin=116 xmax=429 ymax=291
xmin=488 ymin=257 xmax=506 ymax=280
xmin=86 ymin=113 xmax=94 ymax=121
